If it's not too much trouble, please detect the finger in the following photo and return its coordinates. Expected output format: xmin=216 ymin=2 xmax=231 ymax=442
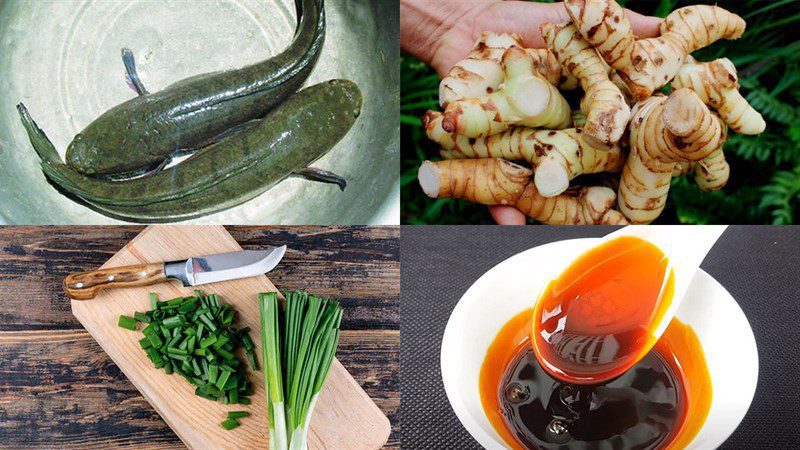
xmin=488 ymin=206 xmax=527 ymax=225
xmin=433 ymin=32 xmax=475 ymax=78
xmin=480 ymin=2 xmax=571 ymax=49
xmin=625 ymin=9 xmax=662 ymax=38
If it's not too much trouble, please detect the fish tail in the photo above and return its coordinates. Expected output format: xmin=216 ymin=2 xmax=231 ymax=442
xmin=16 ymin=103 xmax=61 ymax=165
xmin=16 ymin=103 xmax=82 ymax=191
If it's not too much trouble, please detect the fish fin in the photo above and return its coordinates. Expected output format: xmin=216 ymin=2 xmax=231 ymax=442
xmin=93 ymin=158 xmax=171 ymax=181
xmin=164 ymin=120 xmax=262 ymax=161
xmin=293 ymin=167 xmax=347 ymax=191
xmin=141 ymin=158 xmax=171 ymax=176
xmin=122 ymin=48 xmax=149 ymax=96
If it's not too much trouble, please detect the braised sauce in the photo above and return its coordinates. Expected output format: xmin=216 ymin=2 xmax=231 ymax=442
xmin=479 ymin=309 xmax=712 ymax=450
xmin=532 ymin=236 xmax=675 ymax=384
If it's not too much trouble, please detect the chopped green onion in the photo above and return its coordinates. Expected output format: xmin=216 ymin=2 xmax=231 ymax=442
xmin=145 ymin=330 xmax=163 ymax=349
xmin=213 ymin=334 xmax=230 ymax=349
xmin=192 ymin=358 xmax=202 ymax=377
xmin=227 ymin=411 xmax=250 ymax=419
xmin=247 ymin=352 xmax=259 ymax=371
xmin=134 ymin=312 xmax=151 ymax=323
xmin=118 ymin=315 xmax=137 ymax=331
xmin=199 ymin=314 xmax=217 ymax=332
xmin=209 ymin=365 xmax=219 ymax=384
xmin=149 ymin=293 xmax=158 ymax=309
xmin=221 ymin=418 xmax=240 ymax=430
xmin=216 ymin=369 xmax=232 ymax=390
xmin=138 ymin=337 xmax=152 ymax=350
xmin=216 ymin=347 xmax=235 ymax=361
xmin=241 ymin=333 xmax=255 ymax=351
xmin=119 ymin=291 xmax=256 ymax=406
xmin=200 ymin=334 xmax=217 ymax=348
xmin=162 ymin=315 xmax=183 ymax=329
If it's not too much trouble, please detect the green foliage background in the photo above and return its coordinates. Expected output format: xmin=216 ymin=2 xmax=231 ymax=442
xmin=401 ymin=0 xmax=800 ymax=224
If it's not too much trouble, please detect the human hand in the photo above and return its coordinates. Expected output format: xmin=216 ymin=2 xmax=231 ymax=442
xmin=401 ymin=1 xmax=661 ymax=225
xmin=402 ymin=0 xmax=661 ymax=77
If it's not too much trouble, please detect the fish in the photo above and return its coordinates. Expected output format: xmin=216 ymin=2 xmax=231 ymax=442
xmin=19 ymin=80 xmax=362 ymax=222
xmin=57 ymin=0 xmax=325 ymax=177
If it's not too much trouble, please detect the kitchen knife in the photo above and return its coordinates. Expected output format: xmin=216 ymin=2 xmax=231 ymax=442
xmin=63 ymin=246 xmax=287 ymax=300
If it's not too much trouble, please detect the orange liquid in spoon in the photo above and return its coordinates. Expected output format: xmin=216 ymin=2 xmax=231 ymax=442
xmin=532 ymin=236 xmax=675 ymax=384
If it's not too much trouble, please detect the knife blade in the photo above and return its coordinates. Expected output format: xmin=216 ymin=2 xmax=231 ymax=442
xmin=64 ymin=246 xmax=287 ymax=300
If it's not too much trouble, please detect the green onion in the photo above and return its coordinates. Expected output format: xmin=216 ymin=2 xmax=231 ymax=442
xmin=119 ymin=291 xmax=257 ymax=406
xmin=247 ymin=352 xmax=259 ymax=371
xmin=216 ymin=369 xmax=232 ymax=390
xmin=134 ymin=311 xmax=151 ymax=323
xmin=118 ymin=315 xmax=137 ymax=331
xmin=221 ymin=418 xmax=240 ymax=430
xmin=216 ymin=347 xmax=235 ymax=361
xmin=200 ymin=334 xmax=217 ymax=348
xmin=209 ymin=364 xmax=219 ymax=384
xmin=259 ymin=291 xmax=342 ymax=450
xmin=144 ymin=330 xmax=163 ymax=349
xmin=228 ymin=411 xmax=249 ymax=419
xmin=162 ymin=315 xmax=183 ymax=329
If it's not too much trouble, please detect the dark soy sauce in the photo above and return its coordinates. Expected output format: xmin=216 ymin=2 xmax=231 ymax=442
xmin=499 ymin=347 xmax=683 ymax=450
xmin=480 ymin=309 xmax=711 ymax=450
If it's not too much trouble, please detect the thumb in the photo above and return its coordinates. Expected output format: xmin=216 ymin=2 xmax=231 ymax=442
xmin=626 ymin=9 xmax=662 ymax=38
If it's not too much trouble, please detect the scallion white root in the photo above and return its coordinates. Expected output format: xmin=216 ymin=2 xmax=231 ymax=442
xmin=259 ymin=291 xmax=342 ymax=450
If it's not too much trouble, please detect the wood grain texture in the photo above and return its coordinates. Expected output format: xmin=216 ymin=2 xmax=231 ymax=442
xmin=64 ymin=262 xmax=166 ymax=300
xmin=0 ymin=226 xmax=399 ymax=449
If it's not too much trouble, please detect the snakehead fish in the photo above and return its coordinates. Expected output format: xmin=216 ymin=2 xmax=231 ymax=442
xmin=19 ymin=80 xmax=362 ymax=222
xmin=62 ymin=0 xmax=325 ymax=176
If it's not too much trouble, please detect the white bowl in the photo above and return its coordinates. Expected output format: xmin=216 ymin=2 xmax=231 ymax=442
xmin=441 ymin=238 xmax=758 ymax=449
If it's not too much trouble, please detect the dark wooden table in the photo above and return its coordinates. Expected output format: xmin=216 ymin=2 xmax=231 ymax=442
xmin=0 ymin=226 xmax=400 ymax=449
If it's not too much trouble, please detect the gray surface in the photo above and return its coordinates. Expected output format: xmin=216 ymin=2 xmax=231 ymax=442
xmin=400 ymin=225 xmax=800 ymax=449
xmin=0 ymin=0 xmax=399 ymax=225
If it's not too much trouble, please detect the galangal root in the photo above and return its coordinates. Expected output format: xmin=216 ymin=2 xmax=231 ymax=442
xmin=540 ymin=22 xmax=631 ymax=146
xmin=564 ymin=0 xmax=746 ymax=100
xmin=423 ymin=111 xmax=623 ymax=197
xmin=417 ymin=158 xmax=627 ymax=225
xmin=440 ymin=46 xmax=573 ymax=138
xmin=672 ymin=56 xmax=765 ymax=135
xmin=618 ymin=88 xmax=726 ymax=224
xmin=438 ymin=32 xmax=578 ymax=107
xmin=416 ymin=0 xmax=766 ymax=225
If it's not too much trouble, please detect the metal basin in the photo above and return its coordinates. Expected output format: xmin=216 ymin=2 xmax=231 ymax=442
xmin=0 ymin=0 xmax=399 ymax=224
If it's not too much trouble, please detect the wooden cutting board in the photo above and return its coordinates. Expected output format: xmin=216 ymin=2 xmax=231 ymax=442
xmin=71 ymin=225 xmax=390 ymax=449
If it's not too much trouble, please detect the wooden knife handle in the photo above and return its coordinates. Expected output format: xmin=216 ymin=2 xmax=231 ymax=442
xmin=64 ymin=262 xmax=167 ymax=300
